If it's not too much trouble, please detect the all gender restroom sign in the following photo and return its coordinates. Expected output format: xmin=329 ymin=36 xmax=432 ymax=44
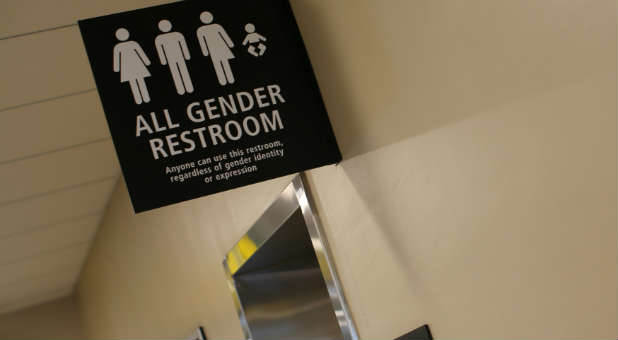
xmin=78 ymin=0 xmax=341 ymax=212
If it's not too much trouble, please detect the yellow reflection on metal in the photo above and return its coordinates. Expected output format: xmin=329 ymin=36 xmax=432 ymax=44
xmin=226 ymin=235 xmax=259 ymax=275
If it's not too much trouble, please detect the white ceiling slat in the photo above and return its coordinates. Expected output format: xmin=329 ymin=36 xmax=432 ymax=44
xmin=0 ymin=287 xmax=73 ymax=316
xmin=0 ymin=275 xmax=75 ymax=313
xmin=0 ymin=177 xmax=116 ymax=237
xmin=0 ymin=27 xmax=93 ymax=110
xmin=0 ymin=0 xmax=166 ymax=316
xmin=0 ymin=91 xmax=110 ymax=163
xmin=0 ymin=275 xmax=75 ymax=303
xmin=0 ymin=244 xmax=90 ymax=288
xmin=0 ymin=0 xmax=172 ymax=39
xmin=0 ymin=140 xmax=119 ymax=204
xmin=0 ymin=215 xmax=100 ymax=265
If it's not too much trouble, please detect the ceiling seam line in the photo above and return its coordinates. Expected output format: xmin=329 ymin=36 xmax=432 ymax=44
xmin=0 ymin=266 xmax=81 ymax=289
xmin=0 ymin=240 xmax=93 ymax=267
xmin=0 ymin=23 xmax=78 ymax=41
xmin=0 ymin=138 xmax=112 ymax=166
xmin=0 ymin=287 xmax=75 ymax=313
xmin=0 ymin=88 xmax=97 ymax=113
xmin=0 ymin=175 xmax=118 ymax=208
xmin=0 ymin=211 xmax=104 ymax=240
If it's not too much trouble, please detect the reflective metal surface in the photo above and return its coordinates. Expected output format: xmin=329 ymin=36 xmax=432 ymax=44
xmin=225 ymin=184 xmax=299 ymax=276
xmin=223 ymin=174 xmax=358 ymax=340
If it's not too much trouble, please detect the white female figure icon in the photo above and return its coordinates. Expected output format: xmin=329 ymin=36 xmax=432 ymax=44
xmin=113 ymin=28 xmax=152 ymax=104
xmin=196 ymin=11 xmax=236 ymax=86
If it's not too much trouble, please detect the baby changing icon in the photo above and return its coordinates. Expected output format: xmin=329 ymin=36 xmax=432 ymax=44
xmin=242 ymin=23 xmax=267 ymax=57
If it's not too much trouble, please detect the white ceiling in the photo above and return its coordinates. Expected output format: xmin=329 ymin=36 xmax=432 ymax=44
xmin=0 ymin=0 xmax=171 ymax=315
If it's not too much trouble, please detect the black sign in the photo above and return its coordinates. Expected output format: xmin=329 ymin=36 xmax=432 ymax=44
xmin=79 ymin=0 xmax=341 ymax=212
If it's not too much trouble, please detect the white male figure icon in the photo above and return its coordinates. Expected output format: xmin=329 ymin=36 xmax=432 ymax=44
xmin=242 ymin=23 xmax=267 ymax=57
xmin=113 ymin=28 xmax=152 ymax=105
xmin=155 ymin=19 xmax=194 ymax=95
xmin=196 ymin=11 xmax=236 ymax=86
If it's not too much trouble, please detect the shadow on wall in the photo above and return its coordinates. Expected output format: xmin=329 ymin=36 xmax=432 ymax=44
xmin=290 ymin=0 xmax=398 ymax=159
xmin=296 ymin=0 xmax=615 ymax=337
xmin=290 ymin=0 xmax=610 ymax=161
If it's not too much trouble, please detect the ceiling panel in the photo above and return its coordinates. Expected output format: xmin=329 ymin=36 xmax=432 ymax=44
xmin=0 ymin=287 xmax=73 ymax=315
xmin=0 ymin=0 xmax=168 ymax=315
xmin=0 ymin=0 xmax=171 ymax=38
xmin=0 ymin=140 xmax=119 ymax=204
xmin=0 ymin=26 xmax=93 ymax=110
xmin=0 ymin=91 xmax=110 ymax=163
xmin=0 ymin=274 xmax=75 ymax=312
xmin=0 ymin=177 xmax=116 ymax=237
xmin=0 ymin=244 xmax=90 ymax=287
xmin=0 ymin=214 xmax=100 ymax=265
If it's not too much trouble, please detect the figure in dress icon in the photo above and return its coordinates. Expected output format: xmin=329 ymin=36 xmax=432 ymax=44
xmin=113 ymin=28 xmax=152 ymax=105
xmin=155 ymin=20 xmax=194 ymax=95
xmin=242 ymin=23 xmax=267 ymax=57
xmin=196 ymin=11 xmax=236 ymax=86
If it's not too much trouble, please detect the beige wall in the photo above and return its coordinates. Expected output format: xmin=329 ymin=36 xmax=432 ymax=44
xmin=77 ymin=0 xmax=617 ymax=339
xmin=0 ymin=296 xmax=85 ymax=339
